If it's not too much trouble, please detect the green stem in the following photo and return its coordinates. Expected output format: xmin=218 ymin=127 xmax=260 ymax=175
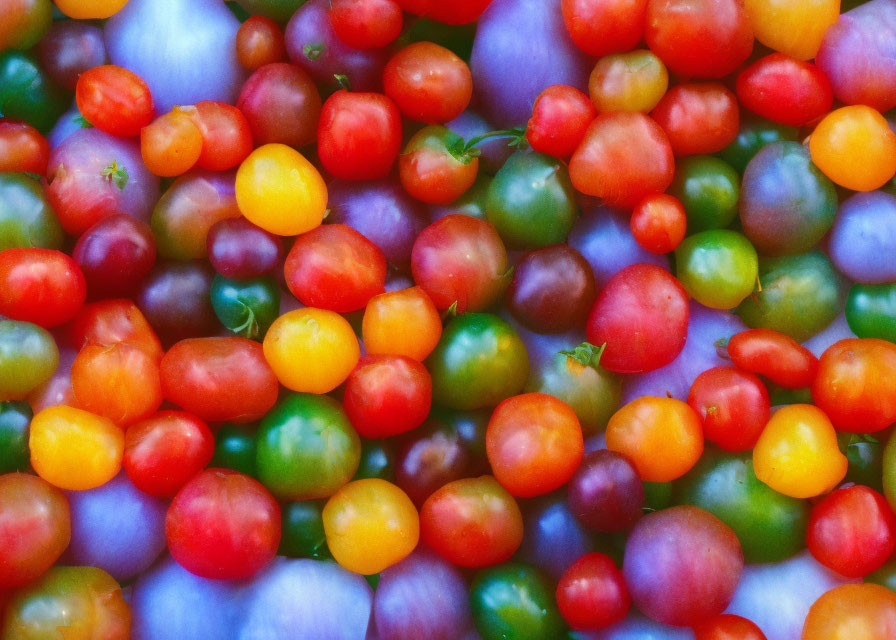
xmin=463 ymin=127 xmax=527 ymax=153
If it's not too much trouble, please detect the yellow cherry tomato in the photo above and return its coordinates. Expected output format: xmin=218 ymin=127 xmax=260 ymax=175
xmin=802 ymin=583 xmax=896 ymax=640
xmin=362 ymin=286 xmax=442 ymax=361
xmin=589 ymin=50 xmax=669 ymax=114
xmin=744 ymin=0 xmax=839 ymax=61
xmin=605 ymin=396 xmax=703 ymax=482
xmin=753 ymin=404 xmax=847 ymax=499
xmin=322 ymin=478 xmax=419 ymax=575
xmin=53 ymin=0 xmax=130 ymax=19
xmin=263 ymin=307 xmax=360 ymax=394
xmin=809 ymin=105 xmax=896 ymax=192
xmin=29 ymin=406 xmax=124 ymax=491
xmin=235 ymin=143 xmax=327 ymax=236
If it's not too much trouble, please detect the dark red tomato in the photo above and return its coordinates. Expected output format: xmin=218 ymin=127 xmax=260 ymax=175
xmin=383 ymin=42 xmax=472 ymax=124
xmin=0 ymin=248 xmax=86 ymax=328
xmin=343 ymin=355 xmax=432 ymax=439
xmin=694 ymin=614 xmax=768 ymax=640
xmin=644 ymin=0 xmax=753 ymax=79
xmin=567 ymin=450 xmax=644 ymax=533
xmin=736 ymin=54 xmax=833 ymax=128
xmin=73 ymin=214 xmax=156 ymax=299
xmin=69 ymin=299 xmax=163 ymax=362
xmin=561 ymin=0 xmax=647 ymax=57
xmin=420 ymin=475 xmax=523 ymax=568
xmin=526 ymin=85 xmax=596 ymax=159
xmin=569 ymin=111 xmax=674 ymax=210
xmin=207 ymin=217 xmax=283 ymax=280
xmin=37 ymin=21 xmax=108 ymax=90
xmin=651 ymin=83 xmax=740 ymax=156
xmin=395 ymin=0 xmax=492 ymax=24
xmin=160 ymin=337 xmax=279 ymax=423
xmin=137 ymin=261 xmax=218 ymax=346
xmin=124 ymin=410 xmax=215 ymax=498
xmin=187 ymin=101 xmax=254 ymax=172
xmin=236 ymin=16 xmax=286 ymax=70
xmin=687 ymin=366 xmax=770 ymax=452
xmin=586 ymin=263 xmax=689 ymax=373
xmin=399 ymin=126 xmax=479 ymax=205
xmin=556 ymin=553 xmax=630 ymax=631
xmin=166 ymin=468 xmax=281 ymax=580
xmin=411 ymin=214 xmax=509 ymax=313
xmin=506 ymin=245 xmax=596 ymax=334
xmin=807 ymin=485 xmax=896 ymax=578
xmin=0 ymin=119 xmax=49 ymax=174
xmin=329 ymin=0 xmax=403 ymax=50
xmin=75 ymin=65 xmax=154 ymax=137
xmin=284 ymin=224 xmax=386 ymax=312
xmin=236 ymin=63 xmax=321 ymax=149
xmin=630 ymin=193 xmax=687 ymax=254
xmin=727 ymin=329 xmax=819 ymax=389
xmin=317 ymin=90 xmax=403 ymax=180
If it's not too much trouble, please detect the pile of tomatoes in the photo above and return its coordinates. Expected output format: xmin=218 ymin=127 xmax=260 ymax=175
xmin=2 ymin=0 xmax=896 ymax=638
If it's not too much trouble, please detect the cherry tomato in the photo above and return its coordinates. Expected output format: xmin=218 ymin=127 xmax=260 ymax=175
xmin=236 ymin=63 xmax=321 ymax=149
xmin=399 ymin=126 xmax=479 ymax=205
xmin=124 ymin=411 xmax=214 ymax=498
xmin=166 ymin=469 xmax=280 ymax=580
xmin=802 ymin=584 xmax=896 ymax=640
xmin=395 ymin=0 xmax=492 ymax=25
xmin=588 ymin=50 xmax=668 ymax=114
xmin=736 ymin=54 xmax=832 ymax=127
xmin=688 ymin=366 xmax=770 ymax=452
xmin=207 ymin=217 xmax=283 ymax=280
xmin=384 ymin=42 xmax=472 ymax=124
xmin=37 ymin=21 xmax=107 ymax=90
xmin=651 ymin=83 xmax=740 ymax=156
xmin=556 ymin=553 xmax=629 ymax=631
xmin=75 ymin=65 xmax=154 ymax=137
xmin=362 ymin=286 xmax=442 ymax=361
xmin=54 ymin=0 xmax=129 ymax=18
xmin=567 ymin=450 xmax=643 ymax=532
xmin=140 ymin=110 xmax=203 ymax=178
xmin=73 ymin=214 xmax=156 ymax=299
xmin=69 ymin=299 xmax=163 ymax=363
xmin=526 ymin=84 xmax=596 ymax=158
xmin=693 ymin=614 xmax=767 ymax=640
xmin=420 ymin=475 xmax=523 ymax=568
xmin=187 ymin=101 xmax=254 ymax=172
xmin=675 ymin=229 xmax=758 ymax=310
xmin=0 ymin=248 xmax=86 ymax=328
xmin=744 ymin=0 xmax=838 ymax=61
xmin=561 ymin=0 xmax=647 ymax=57
xmin=727 ymin=328 xmax=819 ymax=389
xmin=329 ymin=0 xmax=402 ymax=50
xmin=630 ymin=193 xmax=687 ymax=254
xmin=0 ymin=119 xmax=49 ymax=174
xmin=0 ymin=0 xmax=51 ymax=52
xmin=236 ymin=16 xmax=287 ymax=70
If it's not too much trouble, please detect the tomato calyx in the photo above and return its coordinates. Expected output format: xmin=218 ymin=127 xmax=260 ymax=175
xmin=303 ymin=42 xmax=325 ymax=60
xmin=74 ymin=115 xmax=93 ymax=129
xmin=560 ymin=341 xmax=607 ymax=369
xmin=101 ymin=160 xmax=128 ymax=190
xmin=463 ymin=127 xmax=527 ymax=155
xmin=333 ymin=74 xmax=352 ymax=91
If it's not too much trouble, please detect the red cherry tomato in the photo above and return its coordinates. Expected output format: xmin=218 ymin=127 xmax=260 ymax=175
xmin=569 ymin=111 xmax=674 ymax=210
xmin=329 ymin=0 xmax=403 ymax=50
xmin=687 ymin=366 xmax=770 ymax=452
xmin=187 ymin=101 xmax=254 ymax=172
xmin=727 ymin=329 xmax=819 ymax=389
xmin=124 ymin=410 xmax=215 ymax=498
xmin=526 ymin=84 xmax=596 ymax=159
xmin=342 ymin=355 xmax=432 ymax=439
xmin=0 ymin=248 xmax=86 ymax=328
xmin=166 ymin=469 xmax=280 ymax=580
xmin=0 ymin=119 xmax=49 ymax=174
xmin=399 ymin=126 xmax=479 ymax=205
xmin=736 ymin=53 xmax=833 ymax=127
xmin=651 ymin=83 xmax=740 ymax=156
xmin=384 ymin=42 xmax=472 ymax=124
xmin=236 ymin=63 xmax=321 ymax=149
xmin=75 ymin=65 xmax=154 ymax=137
xmin=561 ymin=0 xmax=647 ymax=58
xmin=586 ymin=263 xmax=689 ymax=373
xmin=395 ymin=0 xmax=493 ymax=25
xmin=72 ymin=214 xmax=157 ymax=299
xmin=236 ymin=16 xmax=286 ymax=70
xmin=284 ymin=224 xmax=387 ymax=313
xmin=69 ymin=299 xmax=163 ymax=362
xmin=317 ymin=90 xmax=403 ymax=180
xmin=556 ymin=553 xmax=630 ymax=631
xmin=693 ymin=614 xmax=768 ymax=640
xmin=807 ymin=485 xmax=896 ymax=578
xmin=630 ymin=193 xmax=687 ymax=254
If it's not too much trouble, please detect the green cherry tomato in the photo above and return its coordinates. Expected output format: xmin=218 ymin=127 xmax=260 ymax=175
xmin=210 ymin=274 xmax=280 ymax=340
xmin=210 ymin=423 xmax=258 ymax=477
xmin=0 ymin=401 xmax=32 ymax=473
xmin=675 ymin=230 xmax=758 ymax=310
xmin=0 ymin=174 xmax=64 ymax=251
xmin=470 ymin=563 xmax=566 ymax=640
xmin=486 ymin=150 xmax=577 ymax=249
xmin=717 ymin=115 xmax=799 ymax=173
xmin=0 ymin=51 xmax=69 ymax=132
xmin=256 ymin=393 xmax=361 ymax=501
xmin=279 ymin=500 xmax=331 ymax=560
xmin=353 ymin=439 xmax=396 ymax=482
xmin=668 ymin=155 xmax=740 ymax=232
xmin=674 ymin=449 xmax=810 ymax=563
xmin=846 ymin=283 xmax=896 ymax=343
xmin=427 ymin=313 xmax=529 ymax=410
xmin=0 ymin=320 xmax=59 ymax=400
xmin=838 ymin=432 xmax=884 ymax=492
xmin=736 ymin=250 xmax=846 ymax=342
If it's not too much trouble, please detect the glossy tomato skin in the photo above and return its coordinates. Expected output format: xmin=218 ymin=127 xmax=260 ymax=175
xmin=556 ymin=553 xmax=630 ymax=631
xmin=586 ymin=263 xmax=689 ymax=373
xmin=0 ymin=248 xmax=86 ymax=328
xmin=384 ymin=42 xmax=472 ymax=124
xmin=329 ymin=0 xmax=402 ymax=50
xmin=160 ymin=337 xmax=279 ymax=424
xmin=317 ymin=90 xmax=402 ymax=181
xmin=362 ymin=286 xmax=442 ymax=362
xmin=569 ymin=112 xmax=674 ymax=210
xmin=802 ymin=584 xmax=896 ymax=640
xmin=342 ymin=355 xmax=432 ymax=439
xmin=38 ymin=22 xmax=107 ymax=90
xmin=630 ymin=193 xmax=687 ymax=254
xmin=140 ymin=110 xmax=203 ymax=178
xmin=166 ymin=469 xmax=281 ymax=580
xmin=693 ymin=614 xmax=767 ymax=640
xmin=561 ymin=0 xmax=647 ymax=57
xmin=687 ymin=366 xmax=770 ymax=452
xmin=75 ymin=65 xmax=153 ymax=137
xmin=567 ymin=450 xmax=643 ymax=532
xmin=399 ymin=126 xmax=479 ymax=206
xmin=207 ymin=217 xmax=283 ymax=280
xmin=396 ymin=0 xmax=492 ymax=24
xmin=0 ymin=119 xmax=49 ymax=174
xmin=188 ymin=101 xmax=254 ymax=172
xmin=284 ymin=224 xmax=386 ymax=313
xmin=236 ymin=63 xmax=321 ymax=149
xmin=807 ymin=485 xmax=896 ymax=579
xmin=589 ymin=49 xmax=669 ymax=114
xmin=73 ymin=214 xmax=156 ymax=299
xmin=736 ymin=54 xmax=832 ymax=127
xmin=526 ymin=84 xmax=596 ymax=158
xmin=727 ymin=329 xmax=818 ymax=389
xmin=137 ymin=261 xmax=217 ymax=346
xmin=124 ymin=411 xmax=215 ymax=498
xmin=651 ymin=83 xmax=739 ymax=156
xmin=645 ymin=0 xmax=753 ymax=79
xmin=69 ymin=299 xmax=163 ymax=363
xmin=420 ymin=475 xmax=523 ymax=568
xmin=236 ymin=16 xmax=286 ymax=70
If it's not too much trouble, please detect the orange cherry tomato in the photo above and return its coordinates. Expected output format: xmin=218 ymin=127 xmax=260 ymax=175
xmin=802 ymin=584 xmax=896 ymax=640
xmin=140 ymin=110 xmax=203 ymax=178
xmin=362 ymin=286 xmax=442 ymax=361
